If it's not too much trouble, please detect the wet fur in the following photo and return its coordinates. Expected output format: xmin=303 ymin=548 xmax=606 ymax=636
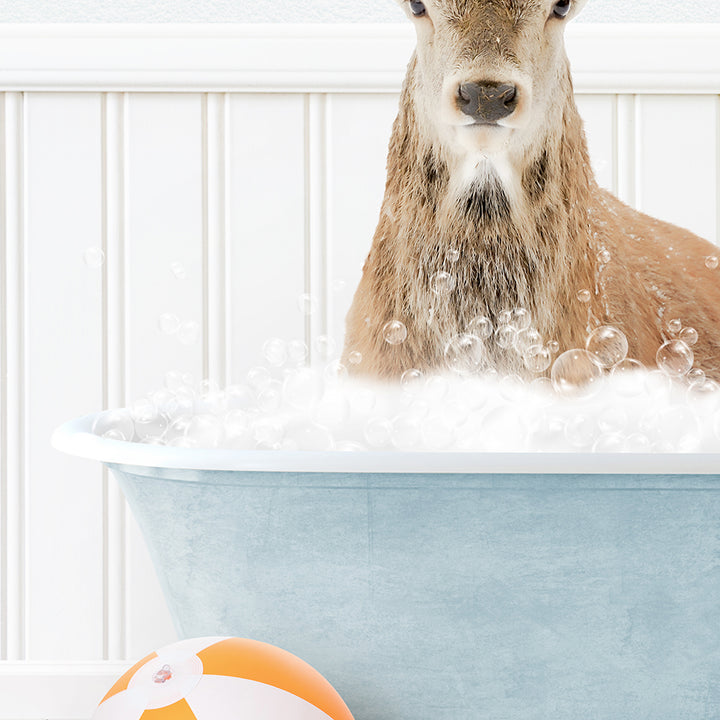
xmin=343 ymin=51 xmax=720 ymax=381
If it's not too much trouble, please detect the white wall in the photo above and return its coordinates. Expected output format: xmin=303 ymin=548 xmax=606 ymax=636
xmin=0 ymin=21 xmax=719 ymax=720
xmin=0 ymin=0 xmax=719 ymax=23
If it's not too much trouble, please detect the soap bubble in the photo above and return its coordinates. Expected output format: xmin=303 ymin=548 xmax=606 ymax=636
xmin=130 ymin=398 xmax=157 ymax=424
xmin=498 ymin=310 xmax=513 ymax=326
xmin=92 ymin=409 xmax=134 ymax=442
xmin=687 ymin=379 xmax=720 ymax=402
xmin=223 ymin=410 xmax=251 ymax=442
xmin=314 ymin=391 xmax=350 ymax=426
xmin=252 ymin=417 xmax=285 ymax=447
xmin=348 ymin=385 xmax=377 ymax=415
xmin=257 ymin=382 xmax=283 ymax=413
xmin=593 ymin=433 xmax=625 ymax=453
xmin=177 ymin=321 xmax=200 ymax=345
xmin=186 ymin=414 xmax=224 ymax=448
xmin=431 ymin=271 xmax=456 ymax=296
xmin=645 ymin=369 xmax=673 ymax=395
xmin=508 ymin=308 xmax=531 ymax=331
xmin=297 ymin=293 xmax=318 ymax=316
xmin=364 ymin=417 xmax=393 ymax=448
xmin=314 ymin=335 xmax=337 ymax=360
xmin=495 ymin=325 xmax=516 ymax=349
xmin=656 ymin=340 xmax=694 ymax=377
xmin=705 ymin=256 xmax=719 ymax=270
xmin=84 ymin=247 xmax=105 ymax=268
xmin=284 ymin=420 xmax=333 ymax=451
xmin=516 ymin=328 xmax=543 ymax=353
xmin=170 ymin=261 xmax=187 ymax=280
xmin=611 ymin=358 xmax=645 ymax=396
xmin=577 ymin=289 xmax=592 ymax=303
xmin=598 ymin=406 xmax=629 ymax=435
xmin=134 ymin=414 xmax=168 ymax=442
xmin=551 ymin=349 xmax=602 ymax=398
xmin=283 ymin=368 xmax=323 ymax=409
xmin=623 ymin=433 xmax=652 ymax=453
xmin=390 ymin=412 xmax=422 ymax=450
xmin=287 ymin=340 xmax=308 ymax=365
xmin=444 ymin=333 xmax=484 ymax=375
xmin=348 ymin=351 xmax=363 ymax=366
xmin=666 ymin=319 xmax=682 ymax=335
xmin=564 ymin=414 xmax=598 ymax=449
xmin=425 ymin=375 xmax=450 ymax=402
xmin=524 ymin=345 xmax=552 ymax=373
xmin=586 ymin=325 xmax=628 ymax=368
xmin=421 ymin=415 xmax=454 ymax=450
xmin=687 ymin=368 xmax=706 ymax=386
xmin=159 ymin=313 xmax=181 ymax=335
xmin=262 ymin=338 xmax=287 ymax=367
xmin=324 ymin=361 xmax=348 ymax=383
xmin=401 ymin=368 xmax=424 ymax=392
xmin=199 ymin=379 xmax=220 ymax=397
xmin=547 ymin=340 xmax=560 ymax=355
xmin=679 ymin=327 xmax=698 ymax=346
xmin=654 ymin=405 xmax=700 ymax=452
xmin=164 ymin=370 xmax=187 ymax=393
xmin=467 ymin=316 xmax=493 ymax=340
xmin=383 ymin=320 xmax=408 ymax=345
xmin=479 ymin=405 xmax=527 ymax=452
xmin=499 ymin=374 xmax=524 ymax=402
xmin=225 ymin=384 xmax=254 ymax=410
xmin=246 ymin=366 xmax=272 ymax=391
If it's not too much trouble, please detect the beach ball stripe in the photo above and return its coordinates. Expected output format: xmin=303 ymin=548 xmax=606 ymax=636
xmin=101 ymin=651 xmax=158 ymax=703
xmin=92 ymin=636 xmax=354 ymax=720
xmin=197 ymin=637 xmax=352 ymax=720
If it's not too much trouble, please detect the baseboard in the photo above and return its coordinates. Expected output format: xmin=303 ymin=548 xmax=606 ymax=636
xmin=0 ymin=662 xmax=129 ymax=720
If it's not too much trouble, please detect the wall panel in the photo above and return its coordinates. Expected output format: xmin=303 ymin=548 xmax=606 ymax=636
xmin=24 ymin=92 xmax=105 ymax=660
xmin=226 ymin=93 xmax=307 ymax=381
xmin=636 ymin=94 xmax=718 ymax=244
xmin=123 ymin=92 xmax=203 ymax=658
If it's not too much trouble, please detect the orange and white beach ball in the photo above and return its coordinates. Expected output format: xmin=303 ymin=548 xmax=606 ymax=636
xmin=93 ymin=636 xmax=355 ymax=720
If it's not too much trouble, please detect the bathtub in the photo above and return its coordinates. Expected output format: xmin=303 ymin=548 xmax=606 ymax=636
xmin=53 ymin=413 xmax=720 ymax=720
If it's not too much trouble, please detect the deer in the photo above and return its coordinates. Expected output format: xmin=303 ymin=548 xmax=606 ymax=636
xmin=342 ymin=0 xmax=720 ymax=383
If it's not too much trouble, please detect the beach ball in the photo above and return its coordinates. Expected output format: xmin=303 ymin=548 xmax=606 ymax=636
xmin=93 ymin=636 xmax=354 ymax=720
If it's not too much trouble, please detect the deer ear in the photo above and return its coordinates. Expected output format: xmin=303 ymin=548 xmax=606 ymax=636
xmin=570 ymin=0 xmax=589 ymax=17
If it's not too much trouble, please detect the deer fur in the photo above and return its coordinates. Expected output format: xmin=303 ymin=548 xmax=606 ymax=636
xmin=342 ymin=0 xmax=720 ymax=381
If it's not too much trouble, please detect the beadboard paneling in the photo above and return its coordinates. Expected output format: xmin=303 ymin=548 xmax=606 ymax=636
xmin=0 ymin=23 xmax=718 ymax=720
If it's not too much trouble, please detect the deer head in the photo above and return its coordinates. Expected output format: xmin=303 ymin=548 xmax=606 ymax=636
xmin=396 ymin=0 xmax=588 ymax=197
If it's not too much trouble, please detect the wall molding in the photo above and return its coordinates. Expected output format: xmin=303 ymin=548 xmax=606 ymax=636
xmin=0 ymin=23 xmax=718 ymax=93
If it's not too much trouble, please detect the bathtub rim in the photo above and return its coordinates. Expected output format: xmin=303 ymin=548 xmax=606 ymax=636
xmin=52 ymin=412 xmax=720 ymax=475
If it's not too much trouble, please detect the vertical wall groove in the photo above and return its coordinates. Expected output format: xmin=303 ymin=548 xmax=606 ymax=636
xmin=204 ymin=93 xmax=228 ymax=386
xmin=102 ymin=91 xmax=127 ymax=661
xmin=305 ymin=93 xmax=330 ymax=361
xmin=0 ymin=92 xmax=6 ymax=662
xmin=716 ymin=93 xmax=720 ymax=247
xmin=2 ymin=91 xmax=26 ymax=661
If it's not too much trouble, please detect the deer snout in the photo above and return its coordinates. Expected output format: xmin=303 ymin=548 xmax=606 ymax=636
xmin=457 ymin=82 xmax=519 ymax=124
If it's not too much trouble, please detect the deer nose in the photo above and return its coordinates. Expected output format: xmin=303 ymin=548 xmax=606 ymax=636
xmin=457 ymin=82 xmax=518 ymax=123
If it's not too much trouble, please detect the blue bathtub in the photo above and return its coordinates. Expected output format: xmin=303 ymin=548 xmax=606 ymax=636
xmin=54 ymin=414 xmax=720 ymax=720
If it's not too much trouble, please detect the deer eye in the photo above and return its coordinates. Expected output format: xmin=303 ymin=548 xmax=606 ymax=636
xmin=552 ymin=0 xmax=571 ymax=18
xmin=409 ymin=1 xmax=427 ymax=17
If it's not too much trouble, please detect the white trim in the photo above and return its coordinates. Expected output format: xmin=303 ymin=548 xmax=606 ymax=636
xmin=52 ymin=413 xmax=720 ymax=476
xmin=0 ymin=24 xmax=718 ymax=93
xmin=0 ymin=661 xmax=130 ymax=719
